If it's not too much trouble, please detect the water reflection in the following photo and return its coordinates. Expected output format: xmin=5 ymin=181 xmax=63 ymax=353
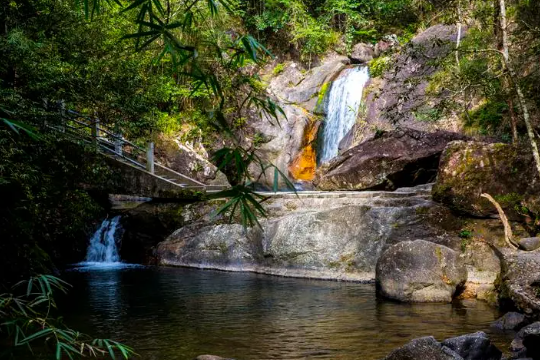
xmin=62 ymin=267 xmax=511 ymax=360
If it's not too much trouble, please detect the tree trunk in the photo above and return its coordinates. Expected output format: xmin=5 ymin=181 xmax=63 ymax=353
xmin=508 ymin=97 xmax=518 ymax=143
xmin=497 ymin=0 xmax=540 ymax=177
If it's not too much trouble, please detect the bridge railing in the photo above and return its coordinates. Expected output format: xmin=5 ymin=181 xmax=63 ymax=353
xmin=53 ymin=110 xmax=227 ymax=191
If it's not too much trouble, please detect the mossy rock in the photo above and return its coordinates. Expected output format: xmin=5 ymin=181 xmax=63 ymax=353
xmin=432 ymin=141 xmax=540 ymax=219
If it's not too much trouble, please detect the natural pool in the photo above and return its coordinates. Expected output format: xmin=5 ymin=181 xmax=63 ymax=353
xmin=62 ymin=265 xmax=512 ymax=360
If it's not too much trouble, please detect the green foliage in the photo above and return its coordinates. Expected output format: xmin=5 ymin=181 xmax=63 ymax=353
xmin=368 ymin=56 xmax=391 ymax=77
xmin=1 ymin=275 xmax=135 ymax=359
xmin=209 ymin=146 xmax=295 ymax=229
xmin=465 ymin=101 xmax=509 ymax=135
xmin=414 ymin=106 xmax=442 ymax=122
xmin=272 ymin=63 xmax=286 ymax=75
xmin=459 ymin=229 xmax=472 ymax=252
xmin=0 ymin=129 xmax=112 ymax=283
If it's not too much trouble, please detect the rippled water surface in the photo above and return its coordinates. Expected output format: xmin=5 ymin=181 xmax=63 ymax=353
xmin=62 ymin=266 xmax=511 ymax=360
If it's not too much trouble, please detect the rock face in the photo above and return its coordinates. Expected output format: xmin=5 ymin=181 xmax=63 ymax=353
xmin=491 ymin=312 xmax=529 ymax=331
xmin=441 ymin=332 xmax=502 ymax=360
xmin=433 ymin=141 xmax=540 ymax=219
xmin=314 ymin=129 xmax=466 ymax=191
xmin=341 ymin=25 xmax=466 ymax=152
xmin=120 ymin=202 xmax=186 ymax=264
xmin=382 ymin=337 xmax=463 ymax=360
xmin=500 ymin=250 xmax=540 ymax=317
xmin=350 ymin=43 xmax=374 ymax=64
xmin=376 ymin=240 xmax=467 ymax=302
xmin=511 ymin=322 xmax=540 ymax=359
xmin=157 ymin=186 xmax=467 ymax=281
xmin=155 ymin=135 xmax=229 ymax=186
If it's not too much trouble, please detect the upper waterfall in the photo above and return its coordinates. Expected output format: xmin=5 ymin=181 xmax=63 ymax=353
xmin=319 ymin=66 xmax=370 ymax=163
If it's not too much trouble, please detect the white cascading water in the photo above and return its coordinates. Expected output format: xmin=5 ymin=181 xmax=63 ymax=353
xmin=84 ymin=216 xmax=122 ymax=264
xmin=319 ymin=66 xmax=370 ymax=163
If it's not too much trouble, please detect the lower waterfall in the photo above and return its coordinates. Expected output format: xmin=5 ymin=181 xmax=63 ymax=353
xmin=83 ymin=216 xmax=123 ymax=264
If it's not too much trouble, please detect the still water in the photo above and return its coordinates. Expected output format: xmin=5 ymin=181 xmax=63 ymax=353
xmin=63 ymin=266 xmax=510 ymax=360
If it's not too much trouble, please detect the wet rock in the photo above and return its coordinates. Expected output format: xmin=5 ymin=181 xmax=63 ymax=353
xmin=433 ymin=141 xmax=540 ymax=219
xmin=382 ymin=336 xmax=463 ymax=360
xmin=195 ymin=356 xmax=235 ymax=360
xmin=519 ymin=238 xmax=540 ymax=252
xmin=350 ymin=43 xmax=374 ymax=64
xmin=314 ymin=128 xmax=466 ymax=191
xmin=491 ymin=312 xmax=529 ymax=331
xmin=441 ymin=331 xmax=502 ymax=360
xmin=511 ymin=322 xmax=540 ymax=359
xmin=376 ymin=240 xmax=467 ymax=302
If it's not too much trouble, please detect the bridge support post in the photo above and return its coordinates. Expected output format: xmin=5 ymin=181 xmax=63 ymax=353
xmin=146 ymin=142 xmax=155 ymax=174
xmin=91 ymin=119 xmax=100 ymax=147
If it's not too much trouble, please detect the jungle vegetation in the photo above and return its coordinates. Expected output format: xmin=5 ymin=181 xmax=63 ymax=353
xmin=1 ymin=0 xmax=539 ymax=286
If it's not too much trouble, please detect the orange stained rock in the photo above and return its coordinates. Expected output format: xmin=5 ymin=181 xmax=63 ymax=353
xmin=288 ymin=120 xmax=320 ymax=181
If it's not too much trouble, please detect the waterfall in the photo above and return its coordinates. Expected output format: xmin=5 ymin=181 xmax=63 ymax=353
xmin=319 ymin=66 xmax=370 ymax=163
xmin=84 ymin=216 xmax=123 ymax=264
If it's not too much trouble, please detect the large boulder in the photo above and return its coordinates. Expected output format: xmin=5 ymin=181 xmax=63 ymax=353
xmin=441 ymin=332 xmax=502 ymax=360
xmin=382 ymin=336 xmax=463 ymax=360
xmin=433 ymin=141 xmax=540 ymax=218
xmin=376 ymin=240 xmax=467 ymax=302
xmin=350 ymin=43 xmax=374 ymax=64
xmin=314 ymin=129 xmax=466 ymax=191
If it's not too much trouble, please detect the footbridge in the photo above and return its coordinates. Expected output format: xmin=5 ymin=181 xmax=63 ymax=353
xmin=57 ymin=111 xmax=228 ymax=199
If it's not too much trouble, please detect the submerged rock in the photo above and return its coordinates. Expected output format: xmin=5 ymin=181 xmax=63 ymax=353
xmin=382 ymin=336 xmax=463 ymax=360
xmin=314 ymin=129 xmax=466 ymax=191
xmin=441 ymin=332 xmax=502 ymax=360
xmin=376 ymin=240 xmax=467 ymax=302
xmin=195 ymin=356 xmax=235 ymax=360
xmin=433 ymin=141 xmax=540 ymax=219
xmin=491 ymin=312 xmax=529 ymax=331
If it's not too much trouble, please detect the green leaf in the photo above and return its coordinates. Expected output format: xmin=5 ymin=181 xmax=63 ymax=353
xmin=19 ymin=328 xmax=54 ymax=344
